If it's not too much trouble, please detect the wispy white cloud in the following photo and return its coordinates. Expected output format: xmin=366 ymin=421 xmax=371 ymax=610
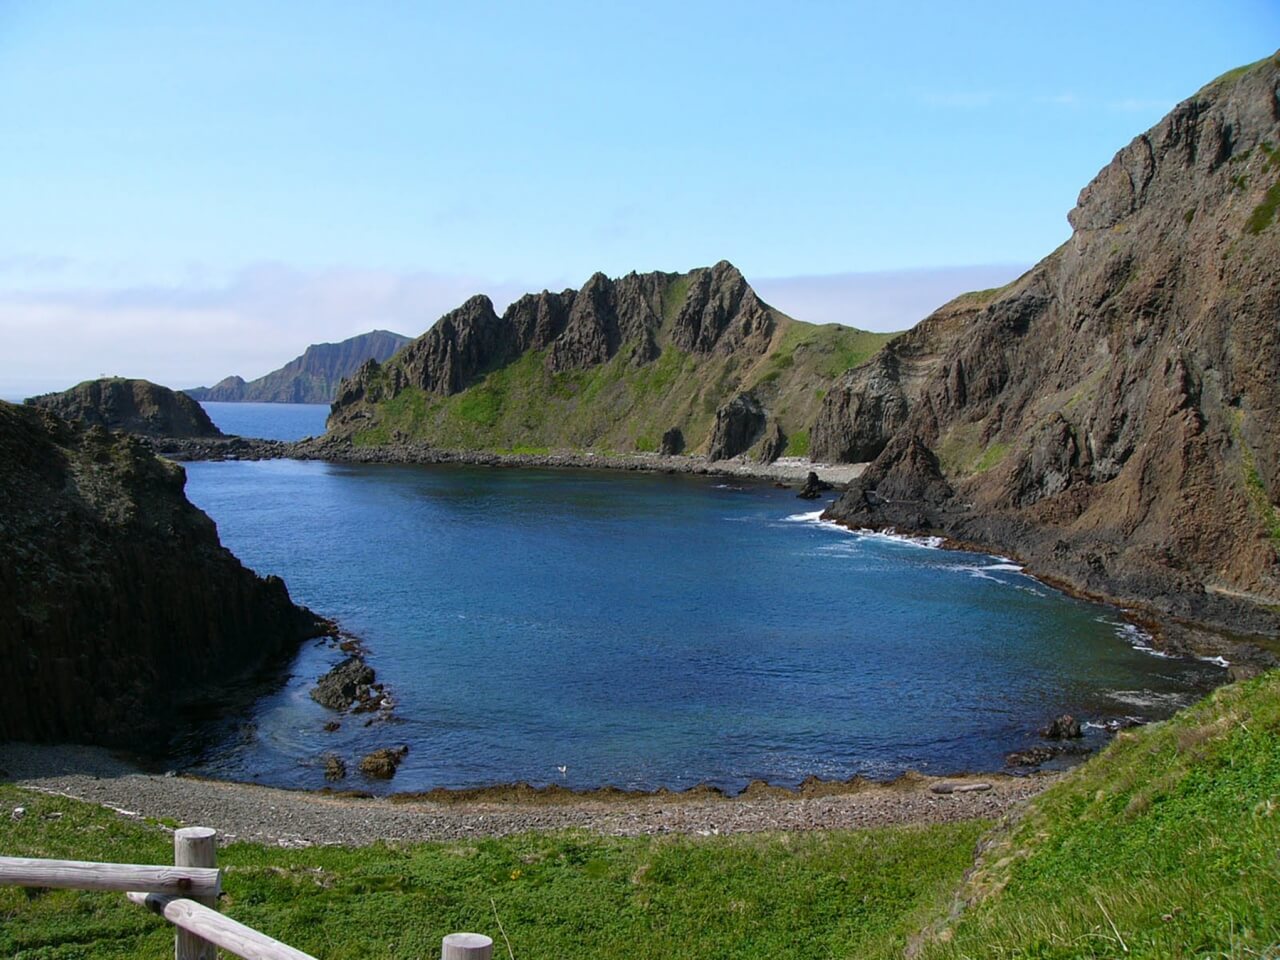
xmin=0 ymin=262 xmax=540 ymax=397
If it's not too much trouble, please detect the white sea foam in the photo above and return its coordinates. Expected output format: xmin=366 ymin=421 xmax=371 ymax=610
xmin=1098 ymin=617 xmax=1176 ymax=659
xmin=783 ymin=510 xmax=827 ymax=523
xmin=1198 ymin=655 xmax=1231 ymax=668
xmin=1106 ymin=689 xmax=1191 ymax=709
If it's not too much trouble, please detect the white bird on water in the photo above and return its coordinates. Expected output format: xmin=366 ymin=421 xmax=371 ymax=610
xmin=556 ymin=765 xmax=567 ymax=777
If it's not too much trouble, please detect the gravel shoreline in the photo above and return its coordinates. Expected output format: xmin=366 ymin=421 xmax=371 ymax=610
xmin=0 ymin=744 xmax=1053 ymax=847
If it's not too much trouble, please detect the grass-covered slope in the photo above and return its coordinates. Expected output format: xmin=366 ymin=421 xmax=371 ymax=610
xmin=916 ymin=670 xmax=1280 ymax=959
xmin=348 ymin=315 xmax=892 ymax=458
xmin=0 ymin=786 xmax=981 ymax=959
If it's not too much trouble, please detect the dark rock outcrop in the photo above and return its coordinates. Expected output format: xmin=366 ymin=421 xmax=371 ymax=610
xmin=359 ymin=746 xmax=408 ymax=779
xmin=1040 ymin=715 xmax=1083 ymax=740
xmin=825 ymin=53 xmax=1280 ymax=638
xmin=707 ymin=393 xmax=766 ymax=461
xmin=659 ymin=427 xmax=685 ymax=456
xmin=797 ymin=471 xmax=833 ymax=500
xmin=310 ymin=656 xmax=377 ymax=711
xmin=27 ymin=378 xmax=223 ymax=438
xmin=0 ymin=401 xmax=327 ymax=750
xmin=187 ymin=330 xmax=411 ymax=404
xmin=757 ymin=422 xmax=788 ymax=464
xmin=322 ymin=753 xmax=347 ymax=781
xmin=810 ymin=293 xmax=987 ymax=463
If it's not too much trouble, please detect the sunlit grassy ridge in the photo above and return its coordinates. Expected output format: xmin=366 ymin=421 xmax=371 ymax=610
xmin=349 ymin=313 xmax=896 ymax=458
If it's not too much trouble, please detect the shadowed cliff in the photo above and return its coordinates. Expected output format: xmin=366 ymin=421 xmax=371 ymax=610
xmin=0 ymin=401 xmax=328 ymax=750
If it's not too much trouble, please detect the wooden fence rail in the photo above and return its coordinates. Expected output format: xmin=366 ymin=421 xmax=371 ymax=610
xmin=1 ymin=825 xmax=493 ymax=960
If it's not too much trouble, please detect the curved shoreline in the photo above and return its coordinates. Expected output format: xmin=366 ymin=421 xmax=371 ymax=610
xmin=0 ymin=744 xmax=1053 ymax=846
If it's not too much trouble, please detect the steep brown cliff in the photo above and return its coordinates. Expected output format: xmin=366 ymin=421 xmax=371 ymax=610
xmin=27 ymin=378 xmax=223 ymax=438
xmin=825 ymin=54 xmax=1280 ymax=637
xmin=0 ymin=401 xmax=327 ymax=750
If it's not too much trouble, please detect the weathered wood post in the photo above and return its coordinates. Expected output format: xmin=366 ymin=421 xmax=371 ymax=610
xmin=174 ymin=827 xmax=218 ymax=960
xmin=441 ymin=932 xmax=493 ymax=960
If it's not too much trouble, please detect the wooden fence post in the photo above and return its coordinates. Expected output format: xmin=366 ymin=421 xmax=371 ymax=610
xmin=174 ymin=827 xmax=218 ymax=960
xmin=441 ymin=932 xmax=493 ymax=960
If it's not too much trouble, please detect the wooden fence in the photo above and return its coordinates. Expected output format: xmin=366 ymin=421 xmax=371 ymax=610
xmin=0 ymin=827 xmax=492 ymax=960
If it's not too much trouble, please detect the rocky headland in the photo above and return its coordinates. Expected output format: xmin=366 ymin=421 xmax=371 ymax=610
xmin=186 ymin=329 xmax=411 ymax=403
xmin=0 ymin=400 xmax=330 ymax=751
xmin=324 ymin=261 xmax=896 ymax=462
xmin=819 ymin=54 xmax=1280 ymax=644
xmin=26 ymin=377 xmax=223 ymax=438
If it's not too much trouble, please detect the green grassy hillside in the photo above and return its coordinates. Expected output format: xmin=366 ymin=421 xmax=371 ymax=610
xmin=913 ymin=671 xmax=1280 ymax=959
xmin=348 ymin=314 xmax=895 ymax=459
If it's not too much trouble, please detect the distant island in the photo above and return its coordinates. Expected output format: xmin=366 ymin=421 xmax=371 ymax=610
xmin=186 ymin=328 xmax=411 ymax=404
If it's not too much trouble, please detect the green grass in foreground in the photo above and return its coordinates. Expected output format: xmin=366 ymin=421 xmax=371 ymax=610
xmin=916 ymin=670 xmax=1280 ymax=959
xmin=0 ymin=788 xmax=982 ymax=960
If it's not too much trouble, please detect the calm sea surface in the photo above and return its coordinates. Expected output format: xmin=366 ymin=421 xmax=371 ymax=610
xmin=200 ymin=401 xmax=329 ymax=440
xmin=179 ymin=406 xmax=1225 ymax=794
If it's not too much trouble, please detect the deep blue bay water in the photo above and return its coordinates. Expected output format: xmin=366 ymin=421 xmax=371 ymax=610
xmin=200 ymin=401 xmax=329 ymax=440
xmin=180 ymin=453 xmax=1226 ymax=795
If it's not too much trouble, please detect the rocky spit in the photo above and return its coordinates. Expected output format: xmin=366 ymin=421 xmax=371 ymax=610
xmin=0 ymin=744 xmax=1052 ymax=848
xmin=151 ymin=434 xmax=869 ymax=486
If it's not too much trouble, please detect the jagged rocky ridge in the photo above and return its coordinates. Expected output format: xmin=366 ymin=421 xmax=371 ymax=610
xmin=327 ymin=262 xmax=894 ymax=460
xmin=188 ymin=329 xmax=411 ymax=404
xmin=0 ymin=401 xmax=328 ymax=749
xmin=27 ymin=378 xmax=223 ymax=438
xmin=822 ymin=54 xmax=1280 ymax=637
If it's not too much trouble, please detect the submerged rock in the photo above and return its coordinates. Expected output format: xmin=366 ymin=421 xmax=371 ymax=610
xmin=322 ymin=753 xmax=347 ymax=781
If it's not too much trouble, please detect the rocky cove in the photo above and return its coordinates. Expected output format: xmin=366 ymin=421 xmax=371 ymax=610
xmin=164 ymin=453 xmax=1228 ymax=796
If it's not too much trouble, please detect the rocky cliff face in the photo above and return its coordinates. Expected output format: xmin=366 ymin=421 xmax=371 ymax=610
xmin=187 ymin=330 xmax=411 ymax=403
xmin=825 ymin=54 xmax=1280 ymax=637
xmin=27 ymin=378 xmax=223 ymax=438
xmin=0 ymin=401 xmax=327 ymax=749
xmin=328 ymin=262 xmax=895 ymax=458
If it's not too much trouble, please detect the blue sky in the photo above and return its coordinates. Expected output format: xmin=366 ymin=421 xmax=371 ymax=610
xmin=1 ymin=2 xmax=1276 ymax=392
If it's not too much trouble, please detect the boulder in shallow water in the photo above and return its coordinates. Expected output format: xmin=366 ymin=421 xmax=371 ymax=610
xmin=322 ymin=753 xmax=346 ymax=781
xmin=311 ymin=656 xmax=377 ymax=711
xmin=1040 ymin=714 xmax=1083 ymax=740
xmin=360 ymin=745 xmax=409 ymax=780
xmin=797 ymin=471 xmax=833 ymax=500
